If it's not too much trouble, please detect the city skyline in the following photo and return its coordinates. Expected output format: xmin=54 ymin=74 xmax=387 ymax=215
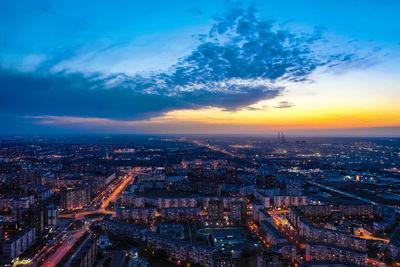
xmin=1 ymin=0 xmax=400 ymax=136
xmin=0 ymin=135 xmax=399 ymax=266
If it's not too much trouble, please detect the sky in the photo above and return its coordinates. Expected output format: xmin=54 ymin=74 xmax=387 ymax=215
xmin=1 ymin=0 xmax=400 ymax=136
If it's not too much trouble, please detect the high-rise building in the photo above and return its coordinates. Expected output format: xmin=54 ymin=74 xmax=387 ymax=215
xmin=46 ymin=203 xmax=58 ymax=226
xmin=61 ymin=186 xmax=90 ymax=210
xmin=208 ymin=199 xmax=224 ymax=224
xmin=1 ymin=228 xmax=36 ymax=258
xmin=230 ymin=201 xmax=246 ymax=225
xmin=18 ymin=206 xmax=45 ymax=238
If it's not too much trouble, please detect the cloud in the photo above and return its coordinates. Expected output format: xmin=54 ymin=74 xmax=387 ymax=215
xmin=0 ymin=6 xmax=364 ymax=126
xmin=0 ymin=69 xmax=180 ymax=120
xmin=274 ymin=101 xmax=294 ymax=109
xmin=17 ymin=115 xmax=400 ymax=137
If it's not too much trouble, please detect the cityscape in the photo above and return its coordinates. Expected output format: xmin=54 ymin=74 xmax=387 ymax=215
xmin=0 ymin=135 xmax=399 ymax=266
xmin=1 ymin=0 xmax=400 ymax=267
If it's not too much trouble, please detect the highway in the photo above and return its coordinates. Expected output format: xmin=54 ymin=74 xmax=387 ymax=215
xmin=74 ymin=172 xmax=134 ymax=219
xmin=40 ymin=224 xmax=89 ymax=267
xmin=31 ymin=171 xmax=135 ymax=267
xmin=191 ymin=140 xmax=243 ymax=159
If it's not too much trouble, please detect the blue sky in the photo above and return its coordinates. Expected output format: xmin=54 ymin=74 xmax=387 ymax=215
xmin=0 ymin=0 xmax=399 ymax=135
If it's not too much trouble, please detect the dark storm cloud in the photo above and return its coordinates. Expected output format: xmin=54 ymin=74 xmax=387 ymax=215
xmin=0 ymin=69 xmax=180 ymax=120
xmin=0 ymin=7 xmax=359 ymax=122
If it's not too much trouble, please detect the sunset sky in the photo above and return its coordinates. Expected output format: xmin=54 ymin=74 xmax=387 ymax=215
xmin=1 ymin=0 xmax=399 ymax=136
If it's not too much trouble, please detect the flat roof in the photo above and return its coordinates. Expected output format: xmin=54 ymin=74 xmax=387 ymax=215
xmin=136 ymin=189 xmax=197 ymax=198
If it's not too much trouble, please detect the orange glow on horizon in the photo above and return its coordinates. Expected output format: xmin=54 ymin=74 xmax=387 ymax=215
xmin=160 ymin=104 xmax=400 ymax=130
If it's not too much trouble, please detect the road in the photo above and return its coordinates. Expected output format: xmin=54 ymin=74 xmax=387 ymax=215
xmin=101 ymin=172 xmax=133 ymax=210
xmin=307 ymin=180 xmax=400 ymax=214
xmin=74 ymin=172 xmax=134 ymax=219
xmin=247 ymin=220 xmax=269 ymax=248
xmin=63 ymin=229 xmax=93 ymax=267
xmin=267 ymin=209 xmax=306 ymax=249
xmin=191 ymin=140 xmax=242 ymax=159
xmin=356 ymin=229 xmax=389 ymax=243
xmin=28 ymin=230 xmax=67 ymax=266
xmin=196 ymin=138 xmax=399 ymax=215
xmin=40 ymin=225 xmax=88 ymax=267
xmin=194 ymin=140 xmax=392 ymax=265
xmin=32 ymin=172 xmax=135 ymax=267
xmin=366 ymin=258 xmax=387 ymax=266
